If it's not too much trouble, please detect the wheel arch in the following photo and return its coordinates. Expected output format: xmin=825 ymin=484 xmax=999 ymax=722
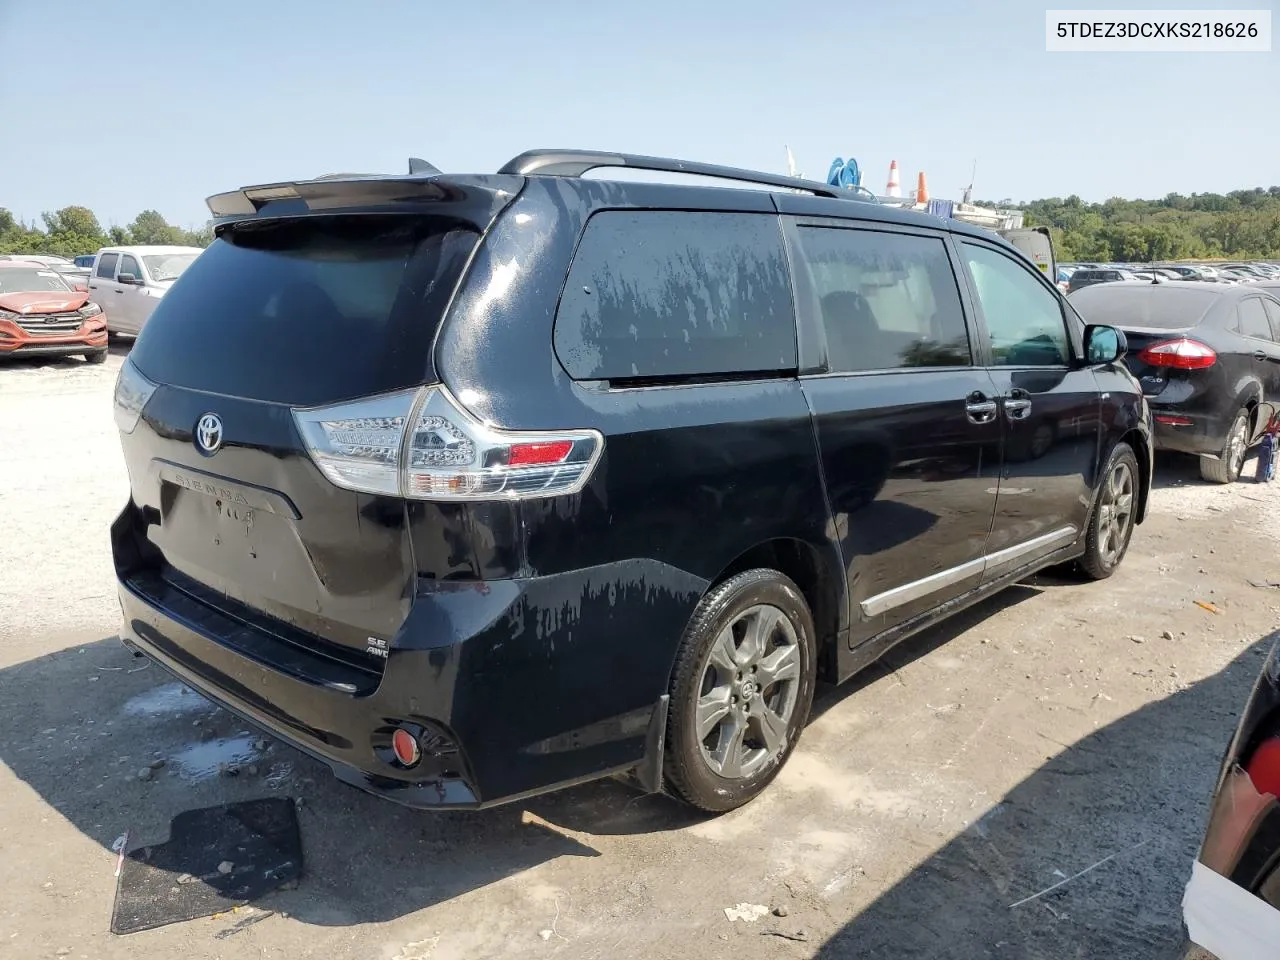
xmin=706 ymin=537 xmax=847 ymax=683
xmin=1119 ymin=427 xmax=1152 ymax=524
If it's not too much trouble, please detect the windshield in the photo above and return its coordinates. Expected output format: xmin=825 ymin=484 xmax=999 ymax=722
xmin=0 ymin=268 xmax=73 ymax=294
xmin=142 ymin=253 xmax=199 ymax=283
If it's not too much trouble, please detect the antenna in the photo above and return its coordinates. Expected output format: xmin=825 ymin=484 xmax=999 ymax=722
xmin=962 ymin=159 xmax=977 ymax=204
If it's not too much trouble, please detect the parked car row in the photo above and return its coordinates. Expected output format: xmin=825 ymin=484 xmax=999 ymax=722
xmin=1059 ymin=260 xmax=1280 ymax=294
xmin=0 ymin=245 xmax=203 ymax=363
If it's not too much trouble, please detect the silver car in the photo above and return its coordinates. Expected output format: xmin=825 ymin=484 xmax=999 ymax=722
xmin=87 ymin=245 xmax=203 ymax=336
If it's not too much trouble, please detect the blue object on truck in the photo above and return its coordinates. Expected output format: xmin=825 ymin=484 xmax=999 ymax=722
xmin=827 ymin=157 xmax=861 ymax=189
xmin=927 ymin=198 xmax=955 ymax=220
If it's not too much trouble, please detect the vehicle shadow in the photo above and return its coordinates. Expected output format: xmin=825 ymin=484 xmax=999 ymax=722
xmin=1152 ymin=450 xmax=1267 ymax=489
xmin=0 ymin=635 xmax=695 ymax=928
xmin=809 ymin=633 xmax=1276 ymax=959
xmin=2 ymin=586 xmax=1189 ymax=933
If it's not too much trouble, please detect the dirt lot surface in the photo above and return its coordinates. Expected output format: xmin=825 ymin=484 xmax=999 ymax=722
xmin=2 ymin=349 xmax=1278 ymax=960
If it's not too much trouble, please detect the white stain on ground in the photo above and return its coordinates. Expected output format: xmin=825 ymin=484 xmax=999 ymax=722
xmin=121 ymin=682 xmax=216 ymax=719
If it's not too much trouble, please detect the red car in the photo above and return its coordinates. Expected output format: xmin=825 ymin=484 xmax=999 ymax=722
xmin=0 ymin=260 xmax=108 ymax=363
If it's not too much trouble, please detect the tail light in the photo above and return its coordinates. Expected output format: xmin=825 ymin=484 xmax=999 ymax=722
xmin=112 ymin=359 xmax=159 ymax=434
xmin=1137 ymin=337 xmax=1217 ymax=370
xmin=292 ymin=385 xmax=604 ymax=501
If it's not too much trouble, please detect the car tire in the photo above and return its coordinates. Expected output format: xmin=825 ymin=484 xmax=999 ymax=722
xmin=84 ymin=350 xmax=107 ymax=365
xmin=1078 ymin=441 xmax=1140 ymax=581
xmin=1199 ymin=409 xmax=1250 ymax=484
xmin=663 ymin=568 xmax=817 ymax=813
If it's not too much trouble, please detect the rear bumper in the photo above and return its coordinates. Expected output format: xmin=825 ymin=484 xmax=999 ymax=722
xmin=1150 ymin=407 xmax=1232 ymax=458
xmin=0 ymin=319 xmax=107 ymax=357
xmin=112 ymin=502 xmax=704 ymax=809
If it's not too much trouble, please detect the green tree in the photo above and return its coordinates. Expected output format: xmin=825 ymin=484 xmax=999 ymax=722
xmin=129 ymin=209 xmax=183 ymax=245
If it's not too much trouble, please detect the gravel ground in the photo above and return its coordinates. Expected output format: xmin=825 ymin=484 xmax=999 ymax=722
xmin=1 ymin=349 xmax=1278 ymax=960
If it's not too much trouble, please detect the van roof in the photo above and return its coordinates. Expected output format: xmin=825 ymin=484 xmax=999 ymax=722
xmin=206 ymin=148 xmax=1029 ymax=261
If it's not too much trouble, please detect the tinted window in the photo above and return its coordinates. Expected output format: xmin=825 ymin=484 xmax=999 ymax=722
xmin=1263 ymin=298 xmax=1280 ymax=339
xmin=95 ymin=252 xmax=118 ymax=279
xmin=118 ymin=254 xmax=141 ymax=280
xmin=128 ymin=215 xmax=479 ymax=406
xmin=793 ymin=226 xmax=969 ymax=372
xmin=555 ymin=211 xmax=796 ymax=381
xmin=1238 ymin=298 xmax=1273 ymax=340
xmin=962 ymin=243 xmax=1069 ymax=366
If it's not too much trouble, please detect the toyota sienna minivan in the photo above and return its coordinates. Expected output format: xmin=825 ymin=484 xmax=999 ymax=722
xmin=111 ymin=150 xmax=1152 ymax=813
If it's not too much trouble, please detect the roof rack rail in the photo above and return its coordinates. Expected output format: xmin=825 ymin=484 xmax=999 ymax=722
xmin=498 ymin=149 xmax=861 ymax=201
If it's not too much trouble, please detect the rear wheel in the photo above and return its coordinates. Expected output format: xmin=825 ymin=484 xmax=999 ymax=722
xmin=664 ymin=569 xmax=817 ymax=813
xmin=1078 ymin=442 xmax=1139 ymax=581
xmin=1199 ymin=409 xmax=1249 ymax=484
xmin=84 ymin=350 xmax=107 ymax=365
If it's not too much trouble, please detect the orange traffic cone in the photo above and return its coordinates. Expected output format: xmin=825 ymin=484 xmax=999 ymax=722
xmin=886 ymin=160 xmax=901 ymax=198
xmin=916 ymin=171 xmax=929 ymax=204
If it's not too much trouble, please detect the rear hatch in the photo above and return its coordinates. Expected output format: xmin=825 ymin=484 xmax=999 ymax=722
xmin=115 ymin=177 xmax=518 ymax=667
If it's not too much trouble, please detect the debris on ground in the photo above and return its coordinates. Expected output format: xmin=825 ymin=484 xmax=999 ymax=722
xmin=136 ymin=767 xmax=153 ymax=782
xmin=110 ymin=798 xmax=302 ymax=935
xmin=762 ymin=929 xmax=810 ymax=942
xmin=772 ymin=903 xmax=789 ymax=918
xmin=724 ymin=903 xmax=770 ymax=923
xmin=1194 ymin=600 xmax=1222 ymax=615
xmin=392 ymin=939 xmax=440 ymax=960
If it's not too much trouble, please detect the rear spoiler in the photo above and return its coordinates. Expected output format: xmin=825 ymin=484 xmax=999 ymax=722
xmin=205 ymin=158 xmax=520 ymax=224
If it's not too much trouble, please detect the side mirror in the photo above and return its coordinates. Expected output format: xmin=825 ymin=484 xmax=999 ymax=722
xmin=73 ymin=282 xmax=88 ymax=293
xmin=117 ymin=273 xmax=139 ymax=284
xmin=1084 ymin=324 xmax=1127 ymax=365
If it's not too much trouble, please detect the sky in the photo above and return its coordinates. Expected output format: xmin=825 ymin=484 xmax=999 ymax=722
xmin=1 ymin=0 xmax=1277 ymax=230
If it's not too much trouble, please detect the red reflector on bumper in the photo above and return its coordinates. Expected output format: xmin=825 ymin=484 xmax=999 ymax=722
xmin=391 ymin=728 xmax=420 ymax=767
xmin=1155 ymin=414 xmax=1194 ymax=426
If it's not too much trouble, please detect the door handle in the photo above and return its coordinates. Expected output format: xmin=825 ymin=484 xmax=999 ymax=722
xmin=88 ymin=284 xmax=98 ymax=290
xmin=965 ymin=393 xmax=999 ymax=424
xmin=1004 ymin=398 xmax=1033 ymax=420
xmin=1254 ymin=350 xmax=1267 ymax=361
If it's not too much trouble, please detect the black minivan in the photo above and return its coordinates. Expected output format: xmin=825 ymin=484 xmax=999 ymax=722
xmin=110 ymin=150 xmax=1153 ymax=813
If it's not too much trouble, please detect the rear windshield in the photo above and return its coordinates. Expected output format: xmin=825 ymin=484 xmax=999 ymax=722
xmin=1069 ymin=283 xmax=1221 ymax=329
xmin=129 ymin=215 xmax=479 ymax=406
xmin=554 ymin=210 xmax=796 ymax=382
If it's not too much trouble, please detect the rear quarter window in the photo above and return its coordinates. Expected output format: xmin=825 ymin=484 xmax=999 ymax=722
xmin=554 ymin=210 xmax=796 ymax=382
xmin=127 ymin=215 xmax=480 ymax=407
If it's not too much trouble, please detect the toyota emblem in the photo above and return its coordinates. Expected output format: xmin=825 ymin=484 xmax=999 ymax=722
xmin=195 ymin=413 xmax=224 ymax=456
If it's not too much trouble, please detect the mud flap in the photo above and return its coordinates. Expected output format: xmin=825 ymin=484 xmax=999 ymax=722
xmin=632 ymin=694 xmax=669 ymax=795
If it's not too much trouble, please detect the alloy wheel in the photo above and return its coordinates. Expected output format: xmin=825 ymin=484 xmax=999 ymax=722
xmin=696 ymin=604 xmax=801 ymax=780
xmin=1097 ymin=460 xmax=1135 ymax=566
